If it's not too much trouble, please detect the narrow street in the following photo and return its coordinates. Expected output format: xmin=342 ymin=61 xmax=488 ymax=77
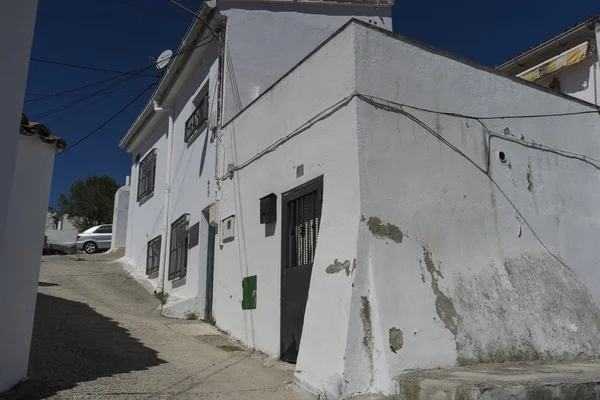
xmin=2 ymin=254 xmax=314 ymax=400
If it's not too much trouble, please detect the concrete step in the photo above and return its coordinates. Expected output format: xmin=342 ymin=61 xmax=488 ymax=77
xmin=397 ymin=361 xmax=600 ymax=400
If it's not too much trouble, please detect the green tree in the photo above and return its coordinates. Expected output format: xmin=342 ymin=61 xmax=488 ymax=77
xmin=57 ymin=175 xmax=120 ymax=232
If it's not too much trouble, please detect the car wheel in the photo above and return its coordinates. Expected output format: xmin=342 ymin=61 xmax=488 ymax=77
xmin=84 ymin=241 xmax=98 ymax=254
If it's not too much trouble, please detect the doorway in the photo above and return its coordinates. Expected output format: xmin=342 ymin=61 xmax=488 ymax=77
xmin=205 ymin=224 xmax=216 ymax=319
xmin=280 ymin=176 xmax=323 ymax=363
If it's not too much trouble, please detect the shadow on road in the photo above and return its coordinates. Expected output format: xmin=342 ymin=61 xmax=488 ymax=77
xmin=37 ymin=282 xmax=59 ymax=287
xmin=2 ymin=293 xmax=165 ymax=400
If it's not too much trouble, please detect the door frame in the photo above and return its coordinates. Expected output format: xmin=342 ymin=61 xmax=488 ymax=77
xmin=279 ymin=175 xmax=324 ymax=361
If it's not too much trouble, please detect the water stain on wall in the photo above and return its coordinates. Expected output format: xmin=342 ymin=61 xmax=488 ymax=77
xmin=527 ymin=163 xmax=534 ymax=192
xmin=454 ymin=253 xmax=600 ymax=366
xmin=360 ymin=295 xmax=374 ymax=385
xmin=423 ymin=248 xmax=461 ymax=338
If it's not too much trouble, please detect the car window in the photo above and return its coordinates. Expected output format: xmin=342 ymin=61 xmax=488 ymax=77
xmin=95 ymin=225 xmax=112 ymax=234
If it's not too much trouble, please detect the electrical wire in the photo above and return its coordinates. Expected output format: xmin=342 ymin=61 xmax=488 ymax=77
xmin=56 ymin=83 xmax=156 ymax=157
xmin=26 ymin=65 xmax=156 ymax=103
xmin=26 ymin=88 xmax=152 ymax=97
xmin=30 ymin=58 xmax=157 ymax=76
xmin=357 ymin=93 xmax=600 ymax=120
xmin=27 ymin=34 xmax=214 ymax=104
xmin=217 ymin=91 xmax=595 ymax=277
xmin=219 ymin=92 xmax=600 ymax=179
xmin=44 ymin=77 xmax=154 ymax=125
xmin=32 ymin=74 xmax=148 ymax=120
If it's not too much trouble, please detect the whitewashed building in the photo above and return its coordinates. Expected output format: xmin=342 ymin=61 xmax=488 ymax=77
xmin=121 ymin=7 xmax=600 ymax=399
xmin=110 ymin=177 xmax=130 ymax=251
xmin=45 ymin=211 xmax=78 ymax=252
xmin=0 ymin=0 xmax=66 ymax=393
xmin=498 ymin=16 xmax=600 ymax=105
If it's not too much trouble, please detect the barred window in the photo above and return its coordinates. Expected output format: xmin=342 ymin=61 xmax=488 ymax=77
xmin=169 ymin=214 xmax=189 ymax=280
xmin=147 ymin=235 xmax=161 ymax=275
xmin=137 ymin=149 xmax=157 ymax=202
xmin=185 ymin=90 xmax=208 ymax=143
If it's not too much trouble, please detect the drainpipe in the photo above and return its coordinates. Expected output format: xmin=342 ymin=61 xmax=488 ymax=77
xmin=595 ymin=23 xmax=600 ymax=106
xmin=153 ymin=100 xmax=174 ymax=292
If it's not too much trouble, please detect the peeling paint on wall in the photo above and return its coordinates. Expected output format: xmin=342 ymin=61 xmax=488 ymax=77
xmin=367 ymin=216 xmax=404 ymax=243
xmin=389 ymin=327 xmax=404 ymax=353
xmin=326 ymin=258 xmax=355 ymax=276
xmin=423 ymin=248 xmax=461 ymax=337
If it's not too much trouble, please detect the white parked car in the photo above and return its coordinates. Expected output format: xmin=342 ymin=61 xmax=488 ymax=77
xmin=76 ymin=225 xmax=112 ymax=254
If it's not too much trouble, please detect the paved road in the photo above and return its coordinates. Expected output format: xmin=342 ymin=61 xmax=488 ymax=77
xmin=2 ymin=254 xmax=314 ymax=400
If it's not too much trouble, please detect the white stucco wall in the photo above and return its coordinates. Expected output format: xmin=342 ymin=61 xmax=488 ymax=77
xmin=110 ymin=183 xmax=130 ymax=250
xmin=216 ymin=21 xmax=600 ymax=398
xmin=45 ymin=212 xmax=78 ymax=246
xmin=0 ymin=0 xmax=38 ymax=313
xmin=124 ymin=46 xmax=219 ymax=315
xmin=0 ymin=135 xmax=55 ymax=392
xmin=328 ymin=23 xmax=600 ymax=396
xmin=0 ymin=0 xmax=41 ymax=393
xmin=217 ymin=25 xmax=359 ymax=363
xmin=537 ymin=57 xmax=599 ymax=105
xmin=220 ymin=1 xmax=392 ymax=124
xmin=125 ymin=117 xmax=168 ymax=279
xmin=120 ymin=15 xmax=600 ymax=399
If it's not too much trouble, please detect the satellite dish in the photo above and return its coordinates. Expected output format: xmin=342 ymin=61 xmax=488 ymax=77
xmin=156 ymin=49 xmax=173 ymax=70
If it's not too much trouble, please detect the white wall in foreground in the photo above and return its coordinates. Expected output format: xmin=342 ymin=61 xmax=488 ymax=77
xmin=0 ymin=135 xmax=55 ymax=392
xmin=342 ymin=23 xmax=600 ymax=396
xmin=0 ymin=0 xmax=41 ymax=393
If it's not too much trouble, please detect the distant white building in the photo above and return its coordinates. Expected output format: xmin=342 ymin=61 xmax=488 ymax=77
xmin=120 ymin=5 xmax=600 ymax=399
xmin=498 ymin=16 xmax=600 ymax=105
xmin=110 ymin=177 xmax=130 ymax=251
xmin=45 ymin=211 xmax=78 ymax=252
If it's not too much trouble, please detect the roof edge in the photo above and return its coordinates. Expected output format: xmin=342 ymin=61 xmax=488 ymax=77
xmin=119 ymin=3 xmax=218 ymax=151
xmin=20 ymin=113 xmax=66 ymax=152
xmin=497 ymin=16 xmax=599 ymax=71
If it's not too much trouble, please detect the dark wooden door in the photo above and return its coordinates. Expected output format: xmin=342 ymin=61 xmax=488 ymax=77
xmin=280 ymin=176 xmax=323 ymax=363
xmin=205 ymin=225 xmax=216 ymax=319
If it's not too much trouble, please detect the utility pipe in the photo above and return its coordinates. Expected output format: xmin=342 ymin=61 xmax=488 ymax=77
xmin=153 ymin=100 xmax=174 ymax=292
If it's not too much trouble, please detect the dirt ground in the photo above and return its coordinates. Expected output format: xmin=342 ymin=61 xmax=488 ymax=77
xmin=1 ymin=254 xmax=315 ymax=400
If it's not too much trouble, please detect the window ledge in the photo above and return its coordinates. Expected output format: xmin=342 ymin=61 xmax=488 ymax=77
xmin=138 ymin=191 xmax=154 ymax=206
xmin=171 ymin=276 xmax=187 ymax=289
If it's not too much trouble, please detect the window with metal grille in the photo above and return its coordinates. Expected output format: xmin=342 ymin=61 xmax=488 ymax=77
xmin=289 ymin=190 xmax=322 ymax=268
xmin=147 ymin=235 xmax=161 ymax=275
xmin=137 ymin=149 xmax=157 ymax=202
xmin=169 ymin=214 xmax=189 ymax=280
xmin=184 ymin=90 xmax=208 ymax=143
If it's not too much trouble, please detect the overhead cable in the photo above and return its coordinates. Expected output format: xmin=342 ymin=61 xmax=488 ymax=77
xmin=27 ymin=34 xmax=214 ymax=103
xmin=56 ymin=83 xmax=156 ymax=157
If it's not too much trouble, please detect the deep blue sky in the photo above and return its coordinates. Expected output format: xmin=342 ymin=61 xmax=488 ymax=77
xmin=25 ymin=0 xmax=599 ymax=206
